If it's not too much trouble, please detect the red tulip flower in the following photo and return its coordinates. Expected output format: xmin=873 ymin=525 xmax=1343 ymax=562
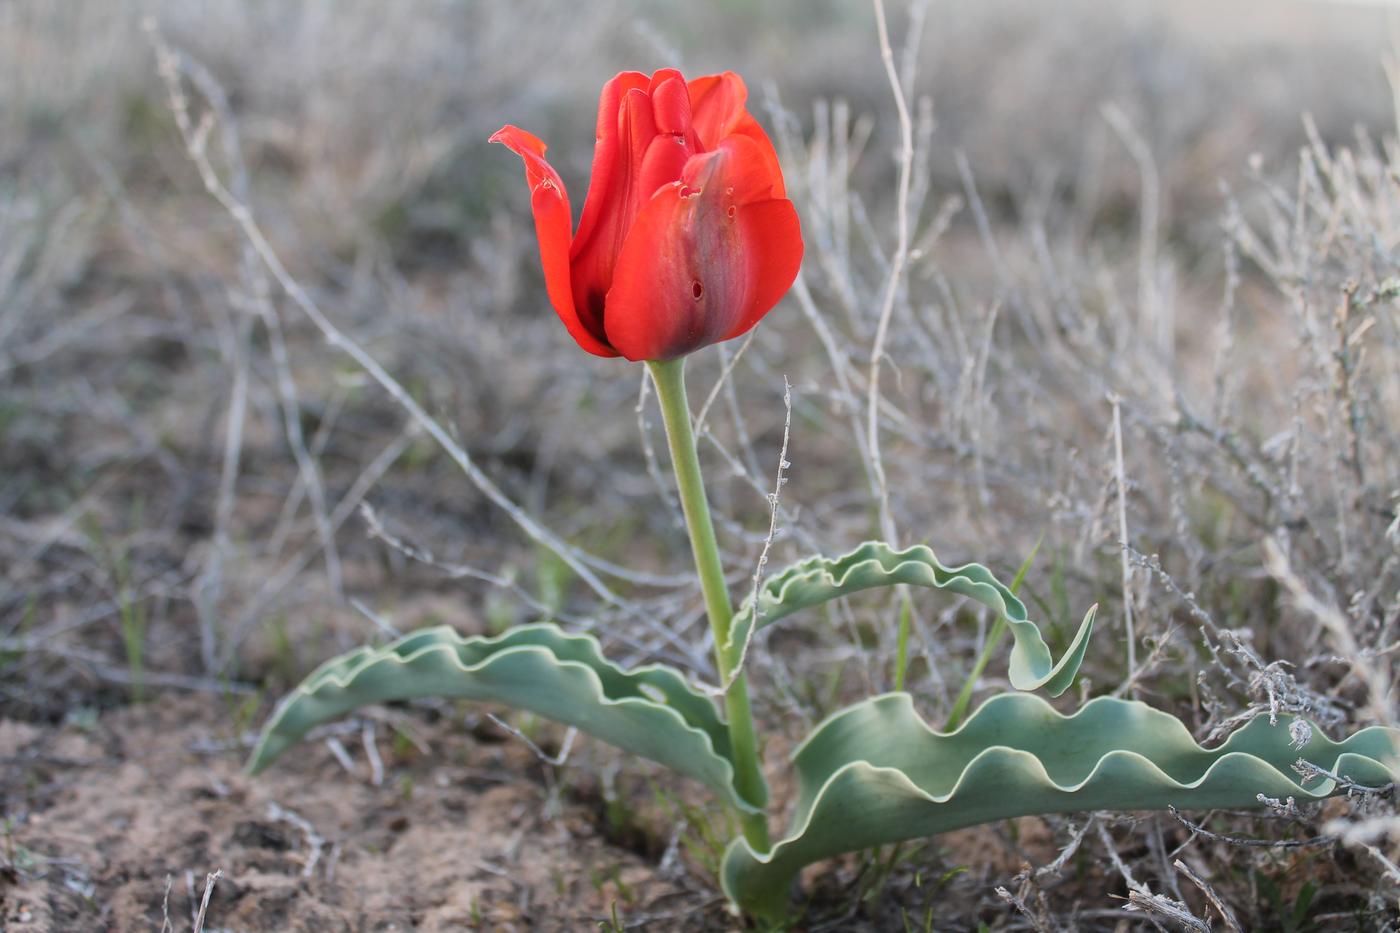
xmin=492 ymin=69 xmax=803 ymax=362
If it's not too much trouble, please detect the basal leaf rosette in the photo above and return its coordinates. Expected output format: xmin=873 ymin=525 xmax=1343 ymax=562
xmin=728 ymin=541 xmax=1095 ymax=695
xmin=248 ymin=623 xmax=766 ymax=813
xmin=721 ymin=692 xmax=1399 ymax=920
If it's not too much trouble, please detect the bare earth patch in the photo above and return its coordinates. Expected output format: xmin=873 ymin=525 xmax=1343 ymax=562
xmin=1 ymin=696 xmax=732 ymax=931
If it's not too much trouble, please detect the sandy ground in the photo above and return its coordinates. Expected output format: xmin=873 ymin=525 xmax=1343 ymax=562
xmin=0 ymin=692 xmax=1074 ymax=931
xmin=1 ymin=696 xmax=730 ymax=932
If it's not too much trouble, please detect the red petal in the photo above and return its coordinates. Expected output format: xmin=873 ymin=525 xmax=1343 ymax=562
xmin=705 ymin=133 xmax=782 ymax=204
xmin=687 ymin=72 xmax=786 ymax=197
xmin=569 ymin=82 xmax=663 ymax=326
xmin=723 ymin=198 xmax=803 ymax=342
xmin=649 ymin=73 xmax=692 ymax=134
xmin=489 ymin=123 xmax=565 ymax=191
xmin=572 ymin=71 xmax=649 ymax=258
xmin=635 ymin=76 xmax=701 ymax=205
xmin=617 ymin=88 xmax=661 ymax=219
xmin=687 ymin=72 xmax=746 ymax=147
xmin=601 ymin=140 xmax=803 ymax=361
xmin=636 ymin=131 xmax=694 ymax=207
xmin=648 ymin=67 xmax=686 ymax=94
xmin=490 ymin=125 xmax=617 ymax=357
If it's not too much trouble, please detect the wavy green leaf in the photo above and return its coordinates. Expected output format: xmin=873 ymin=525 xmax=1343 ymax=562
xmin=728 ymin=542 xmax=1095 ymax=695
xmin=722 ymin=692 xmax=1398 ymax=919
xmin=248 ymin=623 xmax=765 ymax=812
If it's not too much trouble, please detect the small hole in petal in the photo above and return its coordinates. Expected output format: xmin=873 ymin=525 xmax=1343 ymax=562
xmin=692 ymin=280 xmax=704 ymax=300
xmin=726 ymin=205 xmax=736 ymax=218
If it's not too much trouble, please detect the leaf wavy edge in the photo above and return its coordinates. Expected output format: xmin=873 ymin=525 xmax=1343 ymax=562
xmin=248 ymin=622 xmax=766 ymax=812
xmin=721 ymin=691 xmax=1398 ymax=918
xmin=728 ymin=541 xmax=1094 ymax=696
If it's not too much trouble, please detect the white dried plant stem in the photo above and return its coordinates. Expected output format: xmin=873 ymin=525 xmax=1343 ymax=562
xmin=148 ymin=24 xmax=625 ymax=608
xmin=720 ymin=376 xmax=792 ymax=692
xmin=225 ymin=422 xmax=418 ymax=665
xmin=1110 ymin=393 xmax=1138 ymax=687
xmin=866 ymin=0 xmax=917 ymax=547
xmin=1264 ymin=538 xmax=1394 ymax=728
xmin=791 ymin=269 xmax=870 ymax=469
xmin=254 ymin=284 xmax=343 ymax=597
xmin=1102 ymin=104 xmax=1165 ymax=370
xmin=191 ymin=869 xmax=221 ymax=933
xmin=195 ymin=296 xmax=252 ymax=673
xmin=636 ymin=367 xmax=683 ymax=523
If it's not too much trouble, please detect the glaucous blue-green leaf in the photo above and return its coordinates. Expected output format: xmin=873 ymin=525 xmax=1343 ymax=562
xmin=722 ymin=692 xmax=1398 ymax=920
xmin=248 ymin=623 xmax=765 ymax=812
xmin=727 ymin=542 xmax=1094 ymax=695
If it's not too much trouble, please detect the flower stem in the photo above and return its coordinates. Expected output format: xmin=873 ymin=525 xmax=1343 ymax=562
xmin=647 ymin=358 xmax=770 ymax=853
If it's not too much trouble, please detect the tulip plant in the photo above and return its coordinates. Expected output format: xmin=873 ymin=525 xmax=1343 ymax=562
xmin=250 ymin=69 xmax=1398 ymax=925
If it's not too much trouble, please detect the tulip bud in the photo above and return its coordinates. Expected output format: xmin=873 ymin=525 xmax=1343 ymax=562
xmin=493 ymin=69 xmax=803 ymax=362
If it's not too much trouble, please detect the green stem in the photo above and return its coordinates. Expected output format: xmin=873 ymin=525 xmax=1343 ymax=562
xmin=647 ymin=358 xmax=770 ymax=853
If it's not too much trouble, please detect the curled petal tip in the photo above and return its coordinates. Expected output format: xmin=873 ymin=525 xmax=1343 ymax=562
xmin=489 ymin=124 xmax=548 ymax=159
xmin=491 ymin=120 xmax=618 ymax=357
